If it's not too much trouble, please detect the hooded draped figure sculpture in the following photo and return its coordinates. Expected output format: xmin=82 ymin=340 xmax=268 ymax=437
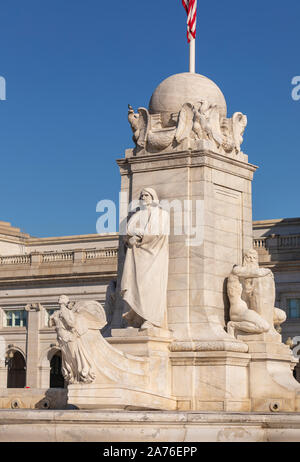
xmin=121 ymin=188 xmax=170 ymax=329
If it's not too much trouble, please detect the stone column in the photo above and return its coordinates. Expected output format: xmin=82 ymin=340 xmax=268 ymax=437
xmin=25 ymin=303 xmax=41 ymax=388
xmin=117 ymin=144 xmax=254 ymax=411
xmin=0 ymin=327 xmax=7 ymax=387
xmin=0 ymin=360 xmax=7 ymax=388
xmin=117 ymin=145 xmax=256 ymax=344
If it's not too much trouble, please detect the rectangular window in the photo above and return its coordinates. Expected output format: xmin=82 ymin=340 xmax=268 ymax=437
xmin=5 ymin=311 xmax=12 ymax=327
xmin=45 ymin=308 xmax=59 ymax=327
xmin=4 ymin=310 xmax=27 ymax=327
xmin=287 ymin=299 xmax=300 ymax=319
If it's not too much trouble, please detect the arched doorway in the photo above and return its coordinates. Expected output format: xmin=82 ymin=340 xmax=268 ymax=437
xmin=293 ymin=361 xmax=300 ymax=383
xmin=50 ymin=351 xmax=65 ymax=388
xmin=7 ymin=351 xmax=26 ymax=388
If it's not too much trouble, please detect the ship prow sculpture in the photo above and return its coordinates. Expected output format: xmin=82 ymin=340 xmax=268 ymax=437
xmin=50 ymin=296 xmax=176 ymax=410
xmin=54 ymin=71 xmax=300 ymax=413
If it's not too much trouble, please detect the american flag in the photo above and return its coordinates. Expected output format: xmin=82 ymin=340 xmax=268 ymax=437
xmin=182 ymin=0 xmax=197 ymax=43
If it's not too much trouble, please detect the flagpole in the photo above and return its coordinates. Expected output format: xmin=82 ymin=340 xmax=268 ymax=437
xmin=183 ymin=0 xmax=197 ymax=73
xmin=189 ymin=38 xmax=195 ymax=73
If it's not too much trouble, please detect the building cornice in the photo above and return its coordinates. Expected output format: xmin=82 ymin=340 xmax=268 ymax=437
xmin=0 ymin=271 xmax=117 ymax=287
xmin=26 ymin=232 xmax=119 ymax=247
xmin=259 ymin=260 xmax=300 ymax=272
xmin=253 ymin=218 xmax=300 ymax=229
xmin=117 ymin=148 xmax=258 ymax=179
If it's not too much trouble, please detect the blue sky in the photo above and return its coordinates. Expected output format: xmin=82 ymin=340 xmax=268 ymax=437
xmin=0 ymin=0 xmax=299 ymax=237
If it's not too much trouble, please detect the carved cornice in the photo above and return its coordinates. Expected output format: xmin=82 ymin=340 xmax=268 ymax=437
xmin=117 ymin=148 xmax=257 ymax=180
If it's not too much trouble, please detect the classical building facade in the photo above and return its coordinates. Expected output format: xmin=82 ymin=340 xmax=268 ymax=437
xmin=253 ymin=217 xmax=300 ymax=380
xmin=0 ymin=221 xmax=118 ymax=391
xmin=0 ymin=217 xmax=299 ymax=390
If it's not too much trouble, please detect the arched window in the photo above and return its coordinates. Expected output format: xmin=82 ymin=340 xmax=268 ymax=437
xmin=7 ymin=351 xmax=26 ymax=388
xmin=50 ymin=352 xmax=65 ymax=388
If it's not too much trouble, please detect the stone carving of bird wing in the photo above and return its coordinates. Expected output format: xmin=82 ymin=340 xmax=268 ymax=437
xmin=175 ymin=102 xmax=194 ymax=143
xmin=137 ymin=107 xmax=150 ymax=148
xmin=203 ymin=104 xmax=224 ymax=147
xmin=73 ymin=300 xmax=107 ymax=335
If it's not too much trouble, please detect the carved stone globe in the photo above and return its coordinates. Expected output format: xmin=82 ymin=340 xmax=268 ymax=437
xmin=149 ymin=72 xmax=227 ymax=126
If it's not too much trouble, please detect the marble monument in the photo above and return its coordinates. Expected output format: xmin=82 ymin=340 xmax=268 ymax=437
xmin=55 ymin=72 xmax=300 ymax=413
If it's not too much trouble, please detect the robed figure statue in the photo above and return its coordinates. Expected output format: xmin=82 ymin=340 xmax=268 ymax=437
xmin=49 ymin=295 xmax=107 ymax=384
xmin=121 ymin=188 xmax=170 ymax=329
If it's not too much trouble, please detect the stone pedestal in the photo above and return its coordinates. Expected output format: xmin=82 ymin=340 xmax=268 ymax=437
xmin=68 ymin=327 xmax=176 ymax=411
xmin=109 ymin=327 xmax=174 ymax=400
xmin=109 ymin=326 xmax=172 ymax=355
xmin=170 ymin=347 xmax=251 ymax=412
xmin=117 ymin=144 xmax=256 ymax=345
xmin=117 ymin=143 xmax=256 ymax=410
xmin=239 ymin=333 xmax=300 ymax=412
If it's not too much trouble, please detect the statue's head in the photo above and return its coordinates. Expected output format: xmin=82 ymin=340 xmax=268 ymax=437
xmin=243 ymin=249 xmax=258 ymax=265
xmin=139 ymin=188 xmax=159 ymax=206
xmin=58 ymin=295 xmax=70 ymax=307
xmin=194 ymin=99 xmax=208 ymax=113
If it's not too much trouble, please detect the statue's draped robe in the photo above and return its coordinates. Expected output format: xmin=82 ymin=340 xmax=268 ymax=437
xmin=121 ymin=205 xmax=169 ymax=327
xmin=53 ymin=315 xmax=77 ymax=383
xmin=58 ymin=301 xmax=149 ymax=387
xmin=58 ymin=301 xmax=106 ymax=384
